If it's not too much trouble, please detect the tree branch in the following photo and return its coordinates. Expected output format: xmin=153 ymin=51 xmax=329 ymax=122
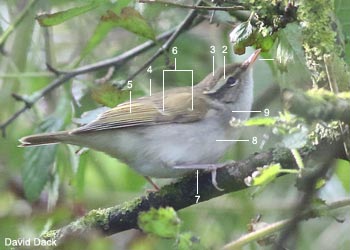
xmin=283 ymin=89 xmax=350 ymax=123
xmin=41 ymin=133 xmax=347 ymax=245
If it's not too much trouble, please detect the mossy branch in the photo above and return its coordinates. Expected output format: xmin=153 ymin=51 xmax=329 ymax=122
xmin=41 ymin=135 xmax=347 ymax=246
xmin=283 ymin=88 xmax=350 ymax=123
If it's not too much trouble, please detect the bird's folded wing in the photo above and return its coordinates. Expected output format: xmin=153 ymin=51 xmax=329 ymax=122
xmin=71 ymin=92 xmax=208 ymax=134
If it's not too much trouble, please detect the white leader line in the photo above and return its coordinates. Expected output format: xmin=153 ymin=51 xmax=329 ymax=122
xmin=216 ymin=139 xmax=250 ymax=142
xmin=223 ymin=55 xmax=226 ymax=79
xmin=232 ymin=110 xmax=262 ymax=113
xmin=196 ymin=170 xmax=199 ymax=194
xmin=149 ymin=79 xmax=152 ymax=96
xmin=129 ymin=91 xmax=132 ymax=113
xmin=212 ymin=56 xmax=215 ymax=76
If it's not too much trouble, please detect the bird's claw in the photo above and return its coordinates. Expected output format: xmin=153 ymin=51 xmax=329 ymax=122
xmin=210 ymin=167 xmax=224 ymax=191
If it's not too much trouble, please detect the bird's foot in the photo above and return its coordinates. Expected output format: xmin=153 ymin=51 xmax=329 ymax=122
xmin=174 ymin=163 xmax=226 ymax=191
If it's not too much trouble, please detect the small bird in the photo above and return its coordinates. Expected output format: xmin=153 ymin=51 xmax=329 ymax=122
xmin=20 ymin=50 xmax=260 ymax=190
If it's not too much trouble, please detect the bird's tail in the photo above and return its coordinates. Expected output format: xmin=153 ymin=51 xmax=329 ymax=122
xmin=19 ymin=131 xmax=70 ymax=147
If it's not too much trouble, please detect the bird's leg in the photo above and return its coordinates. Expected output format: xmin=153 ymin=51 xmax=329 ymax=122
xmin=209 ymin=165 xmax=224 ymax=191
xmin=144 ymin=176 xmax=160 ymax=191
xmin=174 ymin=163 xmax=226 ymax=191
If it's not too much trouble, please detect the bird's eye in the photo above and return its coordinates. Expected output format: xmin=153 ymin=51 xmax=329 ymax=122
xmin=226 ymin=76 xmax=237 ymax=86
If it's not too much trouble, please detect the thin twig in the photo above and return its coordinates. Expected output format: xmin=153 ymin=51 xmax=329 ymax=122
xmin=138 ymin=0 xmax=245 ymax=11
xmin=46 ymin=63 xmax=65 ymax=76
xmin=123 ymin=0 xmax=204 ymax=86
xmin=1 ymin=106 xmax=26 ymax=137
xmin=95 ymin=66 xmax=115 ymax=84
xmin=11 ymin=93 xmax=33 ymax=108
xmin=222 ymin=198 xmax=350 ymax=250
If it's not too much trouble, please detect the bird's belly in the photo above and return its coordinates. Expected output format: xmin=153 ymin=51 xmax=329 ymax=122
xmin=73 ymin=119 xmax=240 ymax=178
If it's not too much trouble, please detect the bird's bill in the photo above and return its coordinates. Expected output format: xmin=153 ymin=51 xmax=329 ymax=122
xmin=241 ymin=49 xmax=261 ymax=69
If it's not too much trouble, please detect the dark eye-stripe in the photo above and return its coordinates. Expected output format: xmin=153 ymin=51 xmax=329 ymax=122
xmin=226 ymin=76 xmax=237 ymax=86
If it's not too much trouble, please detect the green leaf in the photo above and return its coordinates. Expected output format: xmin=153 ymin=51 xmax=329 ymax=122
xmin=244 ymin=117 xmax=277 ymax=127
xmin=229 ymin=21 xmax=256 ymax=55
xmin=101 ymin=7 xmax=156 ymax=41
xmin=336 ymin=159 xmax=350 ymax=192
xmin=230 ymin=21 xmax=254 ymax=44
xmin=282 ymin=126 xmax=309 ymax=149
xmin=257 ymin=34 xmax=275 ymax=52
xmin=275 ymin=24 xmax=307 ymax=72
xmin=310 ymin=198 xmax=330 ymax=217
xmin=315 ymin=178 xmax=326 ymax=189
xmin=245 ymin=164 xmax=282 ymax=186
xmin=80 ymin=0 xmax=132 ymax=58
xmin=81 ymin=22 xmax=114 ymax=58
xmin=271 ymin=24 xmax=311 ymax=88
xmin=276 ymin=38 xmax=294 ymax=72
xmin=138 ymin=207 xmax=181 ymax=238
xmin=36 ymin=2 xmax=101 ymax=27
xmin=177 ymin=232 xmax=203 ymax=250
xmin=91 ymin=83 xmax=128 ymax=107
xmin=73 ymin=151 xmax=88 ymax=198
xmin=255 ymin=26 xmax=276 ymax=52
xmin=47 ymin=168 xmax=60 ymax=210
xmin=22 ymin=117 xmax=64 ymax=201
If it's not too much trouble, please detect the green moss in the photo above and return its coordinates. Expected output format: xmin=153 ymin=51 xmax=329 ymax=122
xmin=82 ymin=208 xmax=110 ymax=227
xmin=306 ymin=89 xmax=337 ymax=101
xmin=158 ymin=183 xmax=178 ymax=196
xmin=306 ymin=89 xmax=350 ymax=103
xmin=338 ymin=92 xmax=350 ymax=99
xmin=272 ymin=147 xmax=291 ymax=164
xmin=138 ymin=207 xmax=180 ymax=238
xmin=41 ymin=230 xmax=58 ymax=240
xmin=246 ymin=0 xmax=293 ymax=29
xmin=298 ymin=0 xmax=349 ymax=88
xmin=311 ymin=122 xmax=342 ymax=145
xmin=247 ymin=0 xmax=282 ymax=16
xmin=109 ymin=197 xmax=142 ymax=217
